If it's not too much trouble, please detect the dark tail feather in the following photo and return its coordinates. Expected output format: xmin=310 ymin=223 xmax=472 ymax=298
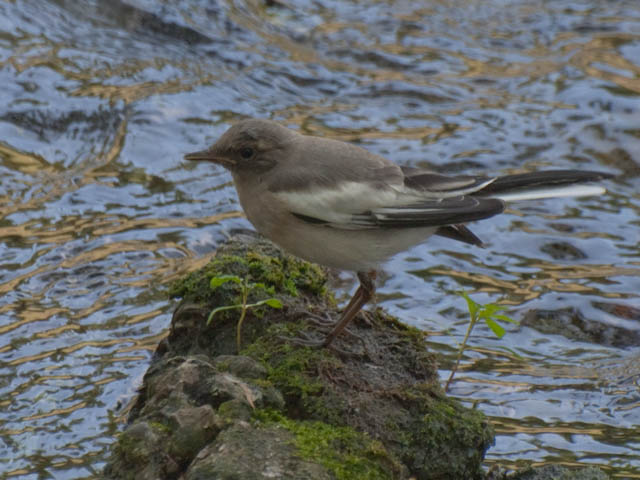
xmin=435 ymin=224 xmax=485 ymax=246
xmin=477 ymin=170 xmax=614 ymax=196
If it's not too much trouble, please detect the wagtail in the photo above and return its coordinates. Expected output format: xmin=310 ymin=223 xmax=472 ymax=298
xmin=185 ymin=119 xmax=612 ymax=347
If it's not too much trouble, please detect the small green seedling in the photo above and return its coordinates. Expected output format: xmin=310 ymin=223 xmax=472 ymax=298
xmin=208 ymin=274 xmax=283 ymax=352
xmin=444 ymin=292 xmax=517 ymax=392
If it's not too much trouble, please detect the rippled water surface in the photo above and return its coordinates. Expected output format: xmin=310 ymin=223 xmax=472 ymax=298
xmin=1 ymin=0 xmax=639 ymax=478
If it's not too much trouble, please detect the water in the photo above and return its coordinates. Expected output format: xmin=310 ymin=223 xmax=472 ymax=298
xmin=0 ymin=0 xmax=639 ymax=478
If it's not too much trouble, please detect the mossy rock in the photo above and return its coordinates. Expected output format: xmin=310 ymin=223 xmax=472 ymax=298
xmin=242 ymin=309 xmax=493 ymax=480
xmin=255 ymin=409 xmax=401 ymax=480
xmin=108 ymin=233 xmax=494 ymax=480
xmin=164 ymin=233 xmax=332 ymax=357
xmin=169 ymin=232 xmax=328 ymax=305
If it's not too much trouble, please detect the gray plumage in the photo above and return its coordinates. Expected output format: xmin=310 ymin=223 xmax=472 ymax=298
xmin=185 ymin=118 xmax=612 ymax=346
xmin=186 ymin=118 xmax=611 ymax=271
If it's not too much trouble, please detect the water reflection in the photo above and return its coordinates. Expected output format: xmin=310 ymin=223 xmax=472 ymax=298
xmin=0 ymin=0 xmax=639 ymax=478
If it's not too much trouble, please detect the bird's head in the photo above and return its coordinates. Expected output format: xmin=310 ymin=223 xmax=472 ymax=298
xmin=184 ymin=119 xmax=296 ymax=174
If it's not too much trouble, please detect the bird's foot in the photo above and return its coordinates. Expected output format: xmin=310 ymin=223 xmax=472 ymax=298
xmin=278 ymin=324 xmax=368 ymax=357
xmin=357 ymin=309 xmax=375 ymax=327
xmin=278 ymin=329 xmax=325 ymax=348
xmin=279 ymin=310 xmax=339 ymax=346
xmin=304 ymin=311 xmax=336 ymax=328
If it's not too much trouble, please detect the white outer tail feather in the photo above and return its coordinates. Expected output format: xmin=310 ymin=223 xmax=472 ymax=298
xmin=492 ymin=184 xmax=607 ymax=202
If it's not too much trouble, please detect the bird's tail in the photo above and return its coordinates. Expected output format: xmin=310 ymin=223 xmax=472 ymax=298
xmin=476 ymin=170 xmax=614 ymax=202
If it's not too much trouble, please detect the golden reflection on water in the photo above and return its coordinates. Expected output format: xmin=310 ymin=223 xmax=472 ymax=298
xmin=23 ymin=401 xmax=88 ymax=422
xmin=571 ymin=34 xmax=640 ymax=95
xmin=430 ymin=261 xmax=640 ymax=304
xmin=89 ymin=212 xmax=240 ymax=237
xmin=493 ymin=419 xmax=609 ymax=437
xmin=304 ymin=123 xmax=445 ymax=142
xmin=0 ymin=143 xmax=56 ymax=175
xmin=0 ymin=211 xmax=239 ymax=250
xmin=117 ymin=331 xmax=169 ymax=353
xmin=0 ymin=87 xmax=238 ymax=379
xmin=0 ymin=237 xmax=215 ymax=346
xmin=73 ymin=79 xmax=196 ymax=103
xmin=0 ymin=118 xmax=128 ymax=229
xmin=460 ymin=356 xmax=602 ymax=382
xmin=7 ymin=339 xmax=122 ymax=367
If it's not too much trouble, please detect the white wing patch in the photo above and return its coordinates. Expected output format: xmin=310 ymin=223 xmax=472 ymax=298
xmin=274 ymin=181 xmax=406 ymax=224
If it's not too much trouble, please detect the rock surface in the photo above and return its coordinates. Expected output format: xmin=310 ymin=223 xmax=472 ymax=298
xmin=104 ymin=233 xmax=494 ymax=479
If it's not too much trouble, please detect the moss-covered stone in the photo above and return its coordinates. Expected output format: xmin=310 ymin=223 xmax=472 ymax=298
xmin=115 ymin=422 xmax=163 ymax=465
xmin=184 ymin=423 xmax=333 ymax=480
xmin=217 ymin=399 xmax=253 ymax=421
xmin=242 ymin=325 xmax=337 ymax=407
xmin=105 ymin=233 xmax=495 ymax=480
xmin=165 ymin=234 xmax=333 ymax=358
xmin=166 ymin=405 xmax=220 ymax=465
xmin=168 ymin=233 xmax=328 ymax=306
xmin=212 ymin=354 xmax=268 ymax=379
xmin=399 ymin=385 xmax=494 ymax=479
xmin=105 ymin=421 xmax=178 ymax=480
xmin=241 ymin=303 xmax=492 ymax=479
xmin=256 ymin=409 xmax=401 ymax=480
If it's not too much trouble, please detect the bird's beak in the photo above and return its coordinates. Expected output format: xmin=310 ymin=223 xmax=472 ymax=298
xmin=184 ymin=149 xmax=235 ymax=168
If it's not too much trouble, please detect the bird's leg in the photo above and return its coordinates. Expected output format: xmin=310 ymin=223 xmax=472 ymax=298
xmin=279 ymin=270 xmax=376 ymax=351
xmin=322 ymin=270 xmax=376 ymax=347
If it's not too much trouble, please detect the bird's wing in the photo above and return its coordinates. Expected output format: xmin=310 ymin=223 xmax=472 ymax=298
xmin=346 ymin=196 xmax=505 ymax=229
xmin=273 ymin=179 xmax=404 ymax=227
xmin=273 ymin=179 xmax=505 ymax=230
xmin=400 ymin=167 xmax=496 ymax=196
xmin=267 ymin=139 xmax=506 ymax=229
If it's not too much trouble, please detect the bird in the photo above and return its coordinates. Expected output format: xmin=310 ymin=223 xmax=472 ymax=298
xmin=185 ymin=118 xmax=612 ymax=347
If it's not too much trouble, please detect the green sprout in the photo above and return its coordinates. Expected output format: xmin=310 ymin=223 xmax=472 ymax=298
xmin=208 ymin=274 xmax=283 ymax=352
xmin=444 ymin=292 xmax=517 ymax=392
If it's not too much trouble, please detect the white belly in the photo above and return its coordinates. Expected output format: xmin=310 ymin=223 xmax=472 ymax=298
xmin=268 ymin=222 xmax=436 ymax=271
xmin=234 ymin=177 xmax=435 ymax=272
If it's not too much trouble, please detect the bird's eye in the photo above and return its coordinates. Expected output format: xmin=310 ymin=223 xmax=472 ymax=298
xmin=240 ymin=147 xmax=254 ymax=159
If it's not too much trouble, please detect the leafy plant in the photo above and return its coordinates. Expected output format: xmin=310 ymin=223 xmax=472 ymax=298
xmin=444 ymin=292 xmax=517 ymax=392
xmin=208 ymin=274 xmax=283 ymax=352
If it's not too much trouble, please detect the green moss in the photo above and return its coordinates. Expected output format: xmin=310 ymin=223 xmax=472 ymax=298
xmin=242 ymin=326 xmax=349 ymax=425
xmin=169 ymin=254 xmax=248 ymax=304
xmin=215 ymin=359 xmax=231 ymax=373
xmin=148 ymin=421 xmax=171 ymax=434
xmin=115 ymin=423 xmax=165 ymax=466
xmin=115 ymin=433 xmax=143 ymax=462
xmin=396 ymin=385 xmax=494 ymax=479
xmin=242 ymin=324 xmax=332 ymax=401
xmin=247 ymin=252 xmax=297 ymax=296
xmin=218 ymin=399 xmax=252 ymax=421
xmin=246 ymin=251 xmax=328 ymax=297
xmin=371 ymin=309 xmax=429 ymax=345
xmin=169 ymin=246 xmax=328 ymax=306
xmin=255 ymin=409 xmax=397 ymax=480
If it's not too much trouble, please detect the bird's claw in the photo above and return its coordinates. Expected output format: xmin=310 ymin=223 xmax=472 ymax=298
xmin=277 ymin=321 xmax=369 ymax=357
xmin=304 ymin=311 xmax=336 ymax=328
